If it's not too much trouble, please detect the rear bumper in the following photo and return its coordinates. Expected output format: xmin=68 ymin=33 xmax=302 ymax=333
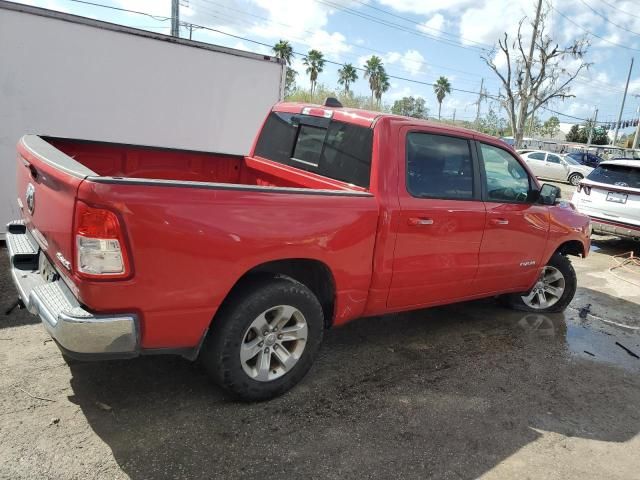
xmin=590 ymin=217 xmax=640 ymax=240
xmin=6 ymin=220 xmax=139 ymax=360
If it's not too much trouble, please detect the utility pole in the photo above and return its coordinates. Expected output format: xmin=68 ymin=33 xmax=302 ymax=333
xmin=587 ymin=108 xmax=598 ymax=145
xmin=515 ymin=0 xmax=543 ymax=147
xmin=171 ymin=0 xmax=180 ymax=37
xmin=475 ymin=78 xmax=484 ymax=125
xmin=613 ymin=57 xmax=634 ymax=145
xmin=453 ymin=109 xmax=456 ymax=123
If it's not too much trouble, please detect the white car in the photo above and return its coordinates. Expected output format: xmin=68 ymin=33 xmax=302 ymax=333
xmin=518 ymin=150 xmax=593 ymax=186
xmin=572 ymin=160 xmax=640 ymax=240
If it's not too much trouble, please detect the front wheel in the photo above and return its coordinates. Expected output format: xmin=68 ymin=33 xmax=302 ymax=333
xmin=568 ymin=173 xmax=583 ymax=186
xmin=200 ymin=276 xmax=324 ymax=401
xmin=505 ymin=253 xmax=577 ymax=313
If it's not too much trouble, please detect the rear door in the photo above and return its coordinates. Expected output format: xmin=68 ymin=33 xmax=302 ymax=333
xmin=473 ymin=141 xmax=550 ymax=294
xmin=388 ymin=129 xmax=485 ymax=308
xmin=523 ymin=152 xmax=546 ymax=177
xmin=542 ymin=153 xmax=568 ymax=181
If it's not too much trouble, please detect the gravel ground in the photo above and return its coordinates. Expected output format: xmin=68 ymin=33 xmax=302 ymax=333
xmin=1 ymin=195 xmax=639 ymax=479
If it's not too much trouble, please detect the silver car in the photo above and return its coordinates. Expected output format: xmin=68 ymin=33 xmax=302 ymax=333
xmin=518 ymin=150 xmax=593 ymax=186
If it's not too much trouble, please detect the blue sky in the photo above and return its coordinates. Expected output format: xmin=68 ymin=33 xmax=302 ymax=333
xmin=14 ymin=0 xmax=640 ymax=132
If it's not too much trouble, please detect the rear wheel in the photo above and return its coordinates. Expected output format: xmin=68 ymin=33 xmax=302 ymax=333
xmin=568 ymin=172 xmax=583 ymax=186
xmin=200 ymin=276 xmax=324 ymax=401
xmin=505 ymin=253 xmax=577 ymax=313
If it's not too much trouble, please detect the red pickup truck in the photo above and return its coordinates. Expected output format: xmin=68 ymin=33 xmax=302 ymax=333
xmin=6 ymin=100 xmax=590 ymax=400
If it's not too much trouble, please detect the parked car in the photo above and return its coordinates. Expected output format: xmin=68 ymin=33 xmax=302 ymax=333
xmin=519 ymin=150 xmax=593 ymax=186
xmin=6 ymin=101 xmax=590 ymax=400
xmin=572 ymin=160 xmax=640 ymax=240
xmin=565 ymin=152 xmax=602 ymax=168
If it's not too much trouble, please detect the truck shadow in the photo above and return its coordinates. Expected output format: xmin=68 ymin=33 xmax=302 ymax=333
xmin=65 ymin=289 xmax=640 ymax=479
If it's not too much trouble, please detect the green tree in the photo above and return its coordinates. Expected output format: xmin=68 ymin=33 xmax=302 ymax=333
xmin=375 ymin=70 xmax=390 ymax=107
xmin=364 ymin=56 xmax=384 ymax=105
xmin=285 ymin=68 xmax=298 ymax=96
xmin=303 ymin=49 xmax=325 ymax=96
xmin=433 ymin=76 xmax=451 ymax=120
xmin=565 ymin=124 xmax=581 ymax=142
xmin=391 ymin=96 xmax=428 ymax=118
xmin=542 ymin=116 xmax=560 ymax=138
xmin=272 ymin=39 xmax=293 ymax=65
xmin=337 ymin=63 xmax=358 ymax=95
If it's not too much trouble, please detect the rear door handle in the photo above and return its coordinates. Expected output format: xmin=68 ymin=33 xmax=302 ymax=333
xmin=408 ymin=217 xmax=434 ymax=226
xmin=491 ymin=218 xmax=509 ymax=225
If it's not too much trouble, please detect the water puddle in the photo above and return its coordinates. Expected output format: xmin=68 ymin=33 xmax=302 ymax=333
xmin=514 ymin=312 xmax=640 ymax=371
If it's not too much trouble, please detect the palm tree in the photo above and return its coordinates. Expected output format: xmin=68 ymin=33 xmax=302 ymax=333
xmin=433 ymin=76 xmax=451 ymax=120
xmin=337 ymin=63 xmax=358 ymax=95
xmin=375 ymin=70 xmax=390 ymax=107
xmin=364 ymin=56 xmax=383 ymax=105
xmin=272 ymin=40 xmax=293 ymax=66
xmin=303 ymin=49 xmax=325 ymax=96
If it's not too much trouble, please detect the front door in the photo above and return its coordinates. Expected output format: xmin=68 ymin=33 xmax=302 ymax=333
xmin=388 ymin=130 xmax=486 ymax=309
xmin=473 ymin=142 xmax=550 ymax=294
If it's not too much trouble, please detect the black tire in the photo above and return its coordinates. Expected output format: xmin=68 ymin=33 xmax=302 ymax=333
xmin=505 ymin=253 xmax=577 ymax=313
xmin=568 ymin=173 xmax=583 ymax=186
xmin=200 ymin=276 xmax=324 ymax=401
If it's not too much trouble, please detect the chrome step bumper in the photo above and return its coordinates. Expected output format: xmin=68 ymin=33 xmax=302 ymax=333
xmin=6 ymin=220 xmax=139 ymax=359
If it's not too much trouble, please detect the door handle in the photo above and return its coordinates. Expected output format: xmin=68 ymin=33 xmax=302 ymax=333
xmin=408 ymin=217 xmax=434 ymax=226
xmin=491 ymin=218 xmax=509 ymax=225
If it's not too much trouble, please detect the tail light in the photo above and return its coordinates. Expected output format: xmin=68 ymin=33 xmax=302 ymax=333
xmin=73 ymin=201 xmax=131 ymax=279
xmin=577 ymin=183 xmax=591 ymax=195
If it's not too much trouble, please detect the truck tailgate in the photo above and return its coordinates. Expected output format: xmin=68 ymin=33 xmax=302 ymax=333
xmin=15 ymin=135 xmax=96 ymax=277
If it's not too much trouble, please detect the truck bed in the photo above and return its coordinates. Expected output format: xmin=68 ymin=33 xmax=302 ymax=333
xmin=15 ymin=134 xmax=379 ymax=351
xmin=46 ymin=137 xmax=361 ymax=192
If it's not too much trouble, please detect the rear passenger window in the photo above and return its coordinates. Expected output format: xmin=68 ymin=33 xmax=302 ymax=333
xmin=547 ymin=154 xmax=561 ymax=164
xmin=253 ymin=111 xmax=373 ymax=188
xmin=406 ymin=132 xmax=474 ymax=200
xmin=528 ymin=152 xmax=545 ymax=161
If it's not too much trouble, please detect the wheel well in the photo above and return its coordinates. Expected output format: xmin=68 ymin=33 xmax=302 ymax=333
xmin=555 ymin=240 xmax=585 ymax=258
xmin=228 ymin=259 xmax=336 ymax=328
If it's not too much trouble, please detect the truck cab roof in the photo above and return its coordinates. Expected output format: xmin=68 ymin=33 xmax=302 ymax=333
xmin=273 ymin=101 xmax=506 ymax=146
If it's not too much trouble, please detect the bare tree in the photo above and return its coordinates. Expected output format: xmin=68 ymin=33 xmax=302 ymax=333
xmin=482 ymin=0 xmax=590 ymax=147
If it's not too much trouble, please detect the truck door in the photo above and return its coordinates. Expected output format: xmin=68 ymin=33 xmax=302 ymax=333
xmin=388 ymin=129 xmax=486 ymax=309
xmin=473 ymin=141 xmax=550 ymax=294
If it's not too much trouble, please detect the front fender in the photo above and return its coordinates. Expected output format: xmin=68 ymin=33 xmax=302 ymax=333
xmin=541 ymin=203 xmax=591 ymax=263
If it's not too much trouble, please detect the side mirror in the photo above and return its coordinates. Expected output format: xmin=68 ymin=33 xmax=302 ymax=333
xmin=538 ymin=183 xmax=561 ymax=205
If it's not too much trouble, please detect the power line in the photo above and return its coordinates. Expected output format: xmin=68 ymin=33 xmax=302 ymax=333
xmin=578 ymin=0 xmax=640 ymax=37
xmin=551 ymin=4 xmax=640 ymax=51
xmin=347 ymin=0 xmax=494 ymax=49
xmin=313 ymin=0 xmax=489 ymax=53
xmin=191 ymin=0 xmax=500 ymax=86
xmin=60 ymin=0 xmax=623 ymax=121
xmin=65 ymin=0 xmax=171 ymax=21
xmin=599 ymin=0 xmax=640 ymax=21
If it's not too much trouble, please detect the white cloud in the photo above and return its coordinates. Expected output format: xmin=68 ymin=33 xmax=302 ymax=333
xmin=400 ymin=49 xmax=425 ymax=76
xmin=377 ymin=0 xmax=474 ymax=15
xmin=418 ymin=14 xmax=445 ymax=36
xmin=363 ymin=49 xmax=426 ymax=77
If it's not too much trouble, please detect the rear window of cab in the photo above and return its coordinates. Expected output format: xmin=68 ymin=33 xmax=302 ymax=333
xmin=253 ymin=111 xmax=373 ymax=188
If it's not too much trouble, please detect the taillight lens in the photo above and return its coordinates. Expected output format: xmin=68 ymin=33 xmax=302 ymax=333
xmin=74 ymin=201 xmax=131 ymax=279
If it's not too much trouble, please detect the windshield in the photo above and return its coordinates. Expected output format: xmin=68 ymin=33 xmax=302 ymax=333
xmin=587 ymin=164 xmax=640 ymax=189
xmin=564 ymin=156 xmax=581 ymax=166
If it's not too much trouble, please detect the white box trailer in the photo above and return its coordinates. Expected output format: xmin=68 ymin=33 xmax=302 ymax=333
xmin=0 ymin=1 xmax=285 ymax=239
